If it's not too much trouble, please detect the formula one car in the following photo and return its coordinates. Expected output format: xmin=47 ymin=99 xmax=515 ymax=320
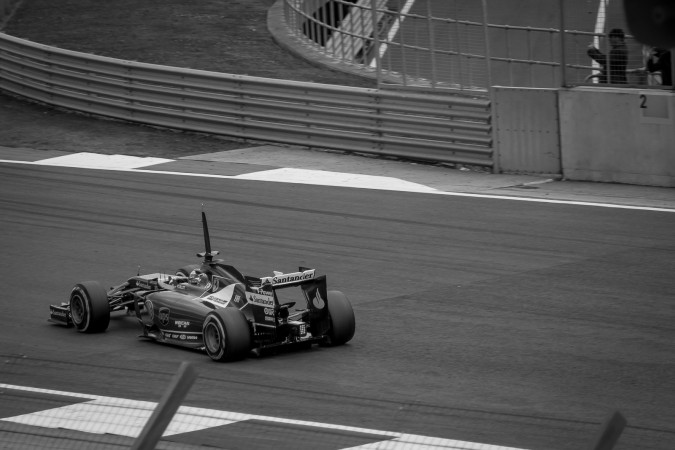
xmin=48 ymin=213 xmax=355 ymax=361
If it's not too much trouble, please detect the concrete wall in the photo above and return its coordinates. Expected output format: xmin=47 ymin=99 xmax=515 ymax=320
xmin=559 ymin=87 xmax=675 ymax=187
xmin=493 ymin=86 xmax=675 ymax=187
xmin=493 ymin=87 xmax=561 ymax=175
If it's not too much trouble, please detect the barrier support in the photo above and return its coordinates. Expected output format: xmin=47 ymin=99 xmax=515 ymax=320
xmin=589 ymin=410 xmax=627 ymax=450
xmin=131 ymin=361 xmax=198 ymax=450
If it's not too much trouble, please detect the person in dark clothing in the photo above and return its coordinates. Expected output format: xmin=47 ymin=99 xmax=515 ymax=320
xmin=646 ymin=47 xmax=672 ymax=86
xmin=586 ymin=28 xmax=628 ymax=84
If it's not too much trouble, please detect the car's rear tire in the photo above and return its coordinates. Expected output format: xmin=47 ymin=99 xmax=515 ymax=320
xmin=69 ymin=281 xmax=110 ymax=333
xmin=176 ymin=264 xmax=201 ymax=277
xmin=202 ymin=308 xmax=251 ymax=361
xmin=326 ymin=290 xmax=355 ymax=346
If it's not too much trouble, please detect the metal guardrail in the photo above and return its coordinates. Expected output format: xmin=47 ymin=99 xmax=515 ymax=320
xmin=0 ymin=32 xmax=492 ymax=167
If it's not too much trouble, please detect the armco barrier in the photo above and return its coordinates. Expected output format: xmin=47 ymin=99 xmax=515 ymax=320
xmin=0 ymin=32 xmax=493 ymax=167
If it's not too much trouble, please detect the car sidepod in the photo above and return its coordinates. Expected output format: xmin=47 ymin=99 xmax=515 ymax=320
xmin=140 ymin=290 xmax=213 ymax=348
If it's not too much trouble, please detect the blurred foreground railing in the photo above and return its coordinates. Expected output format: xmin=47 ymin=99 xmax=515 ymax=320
xmin=0 ymin=32 xmax=493 ymax=167
xmin=0 ymin=355 xmax=635 ymax=450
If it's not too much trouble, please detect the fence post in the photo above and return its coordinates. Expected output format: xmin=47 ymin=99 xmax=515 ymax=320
xmin=369 ymin=0 xmax=382 ymax=87
xmin=589 ymin=410 xmax=627 ymax=450
xmin=480 ymin=0 xmax=499 ymax=174
xmin=425 ymin=0 xmax=438 ymax=88
xmin=131 ymin=361 xmax=198 ymax=450
xmin=558 ymin=0 xmax=568 ymax=87
xmin=480 ymin=0 xmax=493 ymax=91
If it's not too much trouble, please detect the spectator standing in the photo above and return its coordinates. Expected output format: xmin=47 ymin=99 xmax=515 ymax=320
xmin=646 ymin=47 xmax=672 ymax=86
xmin=586 ymin=28 xmax=628 ymax=84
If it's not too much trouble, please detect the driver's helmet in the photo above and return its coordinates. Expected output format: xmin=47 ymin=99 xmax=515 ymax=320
xmin=189 ymin=269 xmax=211 ymax=289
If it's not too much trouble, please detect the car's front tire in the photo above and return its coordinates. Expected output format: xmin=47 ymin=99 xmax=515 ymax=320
xmin=69 ymin=281 xmax=110 ymax=333
xmin=202 ymin=308 xmax=251 ymax=361
xmin=325 ymin=290 xmax=355 ymax=346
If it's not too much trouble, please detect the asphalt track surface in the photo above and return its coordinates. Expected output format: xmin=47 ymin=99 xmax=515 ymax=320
xmin=2 ymin=1 xmax=675 ymax=449
xmin=1 ymin=149 xmax=674 ymax=450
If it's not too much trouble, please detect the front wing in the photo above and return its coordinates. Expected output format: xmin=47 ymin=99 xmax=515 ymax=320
xmin=49 ymin=303 xmax=73 ymax=327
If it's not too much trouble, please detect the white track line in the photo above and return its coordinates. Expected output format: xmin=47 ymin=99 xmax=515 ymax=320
xmin=235 ymin=167 xmax=437 ymax=192
xmin=590 ymin=0 xmax=608 ymax=82
xmin=34 ymin=152 xmax=172 ymax=170
xmin=594 ymin=0 xmax=607 ymax=45
xmin=0 ymin=384 xmax=528 ymax=450
xmin=1 ymin=156 xmax=673 ymax=213
xmin=370 ymin=0 xmax=417 ymax=68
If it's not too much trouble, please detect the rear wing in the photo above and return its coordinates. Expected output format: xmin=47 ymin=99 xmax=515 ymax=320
xmin=245 ymin=269 xmax=329 ymax=328
xmin=246 ymin=268 xmax=317 ymax=290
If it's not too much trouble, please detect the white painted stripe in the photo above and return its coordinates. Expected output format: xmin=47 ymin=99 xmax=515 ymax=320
xmin=594 ymin=0 xmax=607 ymax=42
xmin=590 ymin=0 xmax=608 ymax=82
xmin=2 ymin=399 xmax=234 ymax=436
xmin=1 ymin=158 xmax=673 ymax=212
xmin=432 ymin=191 xmax=675 ymax=212
xmin=34 ymin=152 xmax=173 ymax=170
xmin=234 ymin=167 xmax=438 ymax=193
xmin=370 ymin=0 xmax=417 ymax=68
xmin=0 ymin=384 xmax=528 ymax=450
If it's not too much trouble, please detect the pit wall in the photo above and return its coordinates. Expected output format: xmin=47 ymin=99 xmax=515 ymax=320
xmin=494 ymin=87 xmax=675 ymax=187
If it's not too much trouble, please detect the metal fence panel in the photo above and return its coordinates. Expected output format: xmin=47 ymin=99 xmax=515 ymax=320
xmin=560 ymin=0 xmax=669 ymax=87
xmin=283 ymin=0 xmax=674 ymax=91
xmin=285 ymin=0 xmax=492 ymax=91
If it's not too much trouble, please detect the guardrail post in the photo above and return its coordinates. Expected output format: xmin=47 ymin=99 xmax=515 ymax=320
xmin=369 ymin=0 xmax=382 ymax=87
xmin=131 ymin=361 xmax=198 ymax=450
xmin=480 ymin=0 xmax=498 ymax=174
xmin=589 ymin=410 xmax=627 ymax=450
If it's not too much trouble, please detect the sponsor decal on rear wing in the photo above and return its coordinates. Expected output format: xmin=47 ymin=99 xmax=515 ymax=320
xmin=259 ymin=269 xmax=316 ymax=289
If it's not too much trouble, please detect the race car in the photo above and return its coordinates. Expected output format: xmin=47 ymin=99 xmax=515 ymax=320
xmin=48 ymin=212 xmax=355 ymax=361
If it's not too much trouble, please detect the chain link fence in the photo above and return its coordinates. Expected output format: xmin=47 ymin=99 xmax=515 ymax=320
xmin=282 ymin=0 xmax=674 ymax=91
xmin=560 ymin=0 xmax=671 ymax=87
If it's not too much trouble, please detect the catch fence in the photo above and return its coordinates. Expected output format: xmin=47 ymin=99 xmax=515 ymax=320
xmin=282 ymin=0 xmax=674 ymax=91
